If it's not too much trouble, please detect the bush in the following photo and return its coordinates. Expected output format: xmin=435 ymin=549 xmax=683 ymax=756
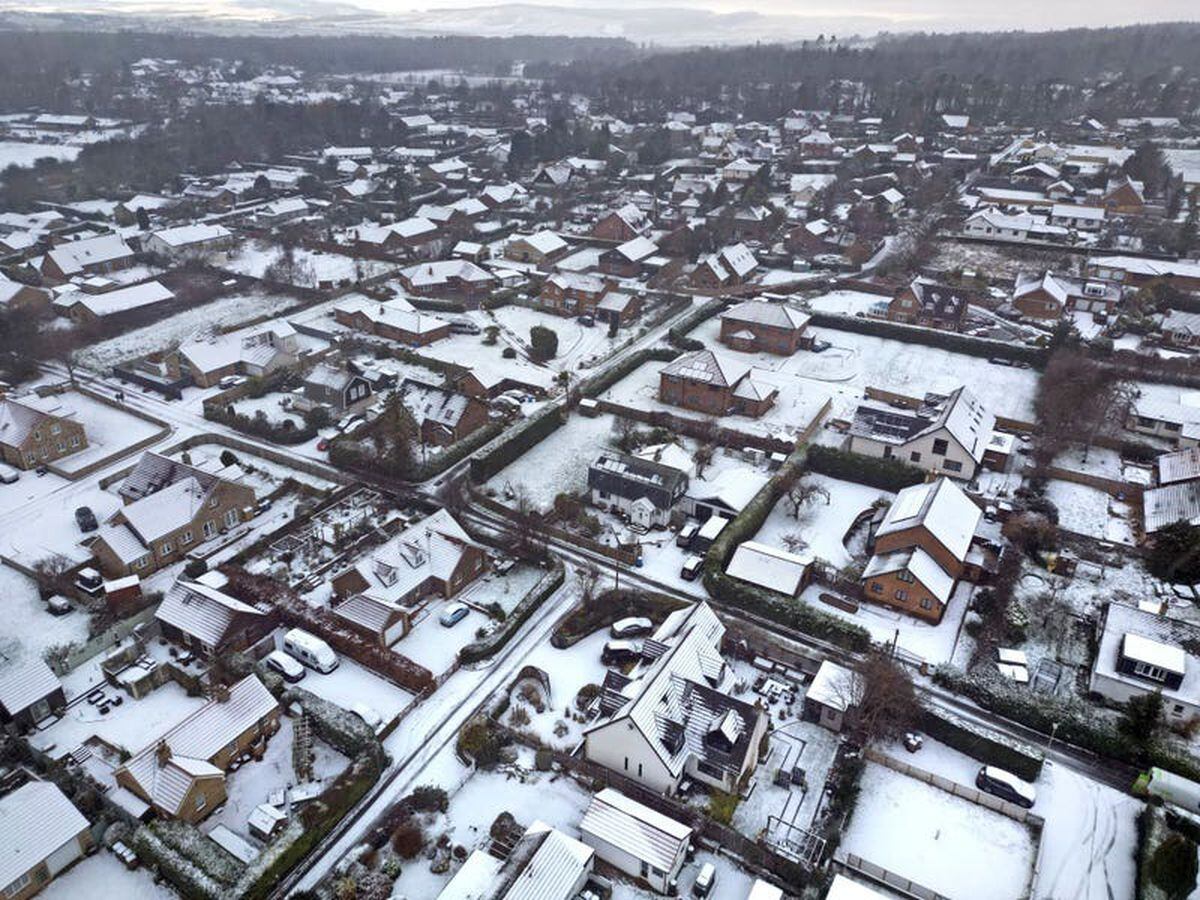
xmin=920 ymin=709 xmax=1043 ymax=781
xmin=183 ymin=558 xmax=208 ymax=579
xmin=534 ymin=749 xmax=554 ymax=771
xmin=1150 ymin=832 xmax=1198 ymax=899
xmin=391 ymin=820 xmax=425 ymax=859
xmin=551 ymin=588 xmax=688 ymax=648
xmin=529 ymin=325 xmax=558 ymax=361
xmin=575 ymin=683 xmax=601 ymax=710
xmin=708 ymin=790 xmax=739 ymax=825
xmin=407 ymin=785 xmax=448 ymax=813
xmin=220 ymin=449 xmax=240 ymax=468
xmin=469 ymin=406 xmax=566 ymax=483
xmin=457 ymin=717 xmax=506 ymax=769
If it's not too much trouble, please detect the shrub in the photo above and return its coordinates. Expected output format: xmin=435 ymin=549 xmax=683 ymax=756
xmin=1150 ymin=832 xmax=1199 ymax=899
xmin=575 ymin=683 xmax=601 ymax=710
xmin=920 ymin=709 xmax=1043 ymax=781
xmin=407 ymin=785 xmax=448 ymax=813
xmin=183 ymin=558 xmax=208 ymax=579
xmin=457 ymin=717 xmax=506 ymax=769
xmin=390 ymin=820 xmax=425 ymax=859
xmin=529 ymin=325 xmax=558 ymax=361
xmin=708 ymin=790 xmax=739 ymax=825
xmin=459 ymin=561 xmax=564 ymax=663
xmin=509 ymin=705 xmax=531 ymax=727
xmin=534 ymin=749 xmax=554 ymax=771
xmin=806 ymin=444 xmax=925 ymax=492
xmin=220 ymin=449 xmax=240 ymax=468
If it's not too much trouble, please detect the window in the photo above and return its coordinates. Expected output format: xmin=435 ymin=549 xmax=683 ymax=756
xmin=909 ymin=452 xmax=921 ymax=463
xmin=1133 ymin=661 xmax=1167 ymax=682
xmin=894 ymin=589 xmax=909 ymax=601
xmin=203 ymin=520 xmax=216 ymax=538
xmin=50 ymin=423 xmax=60 ymax=435
xmin=897 ymin=569 xmax=915 ymax=583
xmin=920 ymin=597 xmax=934 ymax=610
xmin=32 ymin=430 xmax=41 ymax=442
xmin=637 ymin=763 xmax=643 ymax=777
xmin=624 ymin=757 xmax=629 ymax=771
xmin=181 ymin=530 xmax=193 ymax=545
xmin=943 ymin=460 xmax=964 ymax=473
xmin=931 ymin=438 xmax=949 ymax=455
xmin=134 ymin=555 xmax=149 ymax=570
xmin=57 ymin=441 xmax=66 ymax=452
xmin=882 ymin=446 xmax=893 ymax=459
xmin=70 ymin=436 xmax=80 ymax=448
xmin=195 ymin=794 xmax=206 ymax=812
xmin=224 ymin=508 xmax=239 ymax=528
xmin=160 ymin=542 xmax=173 ymax=556
xmin=4 ymin=872 xmax=31 ymax=898
xmin=870 ymin=582 xmax=883 ymax=594
xmin=209 ymin=497 xmax=219 ymax=508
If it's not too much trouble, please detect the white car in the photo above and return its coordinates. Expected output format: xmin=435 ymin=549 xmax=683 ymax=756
xmin=610 ymin=616 xmax=653 ymax=639
xmin=265 ymin=650 xmax=306 ymax=683
xmin=351 ymin=702 xmax=383 ymax=732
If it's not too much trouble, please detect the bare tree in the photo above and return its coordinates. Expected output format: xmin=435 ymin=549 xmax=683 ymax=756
xmin=1033 ymin=351 xmax=1135 ymax=468
xmin=577 ymin=562 xmax=602 ymax=604
xmin=841 ymin=651 xmax=920 ymax=745
xmin=693 ymin=442 xmax=716 ymax=478
xmin=785 ymin=475 xmax=830 ymax=520
xmin=781 ymin=531 xmax=809 ymax=553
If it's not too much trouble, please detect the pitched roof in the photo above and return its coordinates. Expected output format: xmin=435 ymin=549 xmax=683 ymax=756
xmin=155 ymin=580 xmax=265 ymax=648
xmin=721 ymin=300 xmax=810 ymax=331
xmin=725 ymin=541 xmax=812 ymax=596
xmin=0 ymin=657 xmax=61 ymax=716
xmin=579 ymin=789 xmax=691 ymax=873
xmin=44 ymin=233 xmax=132 ymax=275
xmin=0 ymin=782 xmax=89 ymax=890
xmin=346 ymin=509 xmax=481 ymax=605
xmin=876 ymin=477 xmax=981 ymax=563
xmin=661 ymin=349 xmax=750 ymax=389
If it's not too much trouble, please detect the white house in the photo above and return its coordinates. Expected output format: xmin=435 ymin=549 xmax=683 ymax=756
xmin=578 ymin=789 xmax=692 ymax=895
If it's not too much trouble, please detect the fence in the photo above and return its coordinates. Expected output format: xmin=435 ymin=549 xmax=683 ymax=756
xmin=864 ymin=748 xmax=1045 ymax=828
xmin=835 ymin=853 xmax=951 ymax=900
xmin=46 ymin=603 xmax=161 ymax=675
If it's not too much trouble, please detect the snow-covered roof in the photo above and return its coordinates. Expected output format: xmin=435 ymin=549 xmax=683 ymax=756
xmin=579 ymin=789 xmax=691 ymax=874
xmin=826 ymin=874 xmax=890 ymax=900
xmin=1157 ymin=446 xmax=1200 ymax=486
xmin=1123 ymin=633 xmax=1186 ymax=676
xmin=150 ymin=223 xmax=231 ymax=247
xmin=1144 ymin=481 xmax=1200 ymax=533
xmin=1093 ymin=602 xmax=1200 ymax=709
xmin=44 ymin=233 xmax=133 ymax=276
xmin=805 ymin=659 xmax=860 ymax=712
xmin=876 ymin=477 xmax=981 ymax=564
xmin=156 ymin=579 xmax=265 ymax=648
xmin=863 ymin=547 xmax=955 ymax=604
xmin=725 ymin=541 xmax=812 ymax=596
xmin=57 ymin=280 xmax=174 ymax=318
xmin=516 ymin=230 xmax=568 ymax=255
xmin=721 ymin=300 xmax=810 ymax=331
xmin=0 ymin=781 xmax=88 ymax=891
xmin=347 ymin=509 xmax=482 ymax=606
xmin=661 ymin=349 xmax=749 ymax=389
xmin=0 ymin=657 xmax=61 ymax=716
xmin=502 ymin=821 xmax=595 ymax=900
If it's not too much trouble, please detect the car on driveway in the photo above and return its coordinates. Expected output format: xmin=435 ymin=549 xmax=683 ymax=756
xmin=610 ymin=616 xmax=652 ymax=639
xmin=75 ymin=506 xmax=98 ymax=532
xmin=439 ymin=602 xmax=470 ymax=627
xmin=976 ymin=765 xmax=1036 ymax=808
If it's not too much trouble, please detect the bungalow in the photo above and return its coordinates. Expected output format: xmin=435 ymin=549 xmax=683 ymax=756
xmin=40 ymin=234 xmax=134 ymax=282
xmin=257 ymin=197 xmax=310 ymax=227
xmin=1086 ymin=256 xmax=1200 ymax=293
xmin=90 ymin=452 xmax=256 ymax=578
xmin=155 ymin=578 xmax=272 ymax=659
xmin=0 ymin=394 xmax=88 ymax=470
xmin=722 ymin=158 xmax=762 ymax=182
xmin=332 ymin=295 xmax=451 ymax=346
xmin=1143 ymin=481 xmax=1200 ymax=533
xmin=1011 ymin=271 xmax=1121 ymax=320
xmin=0 ymin=781 xmax=93 ymax=900
xmin=848 ymin=387 xmax=994 ymax=480
xmin=583 ymin=602 xmax=768 ymax=799
xmin=53 ymin=280 xmax=175 ymax=323
xmin=506 ymin=230 xmax=568 ymax=265
xmin=861 ymin=477 xmax=984 ymax=622
xmin=114 ymin=675 xmax=280 ymax=823
xmin=1089 ymin=602 xmax=1200 ymax=723
xmin=886 ymin=277 xmax=969 ymax=331
xmin=598 ymin=236 xmax=658 ymax=279
xmin=143 ymin=223 xmax=234 ymax=260
xmin=1159 ymin=309 xmax=1200 ymax=349
xmin=579 ymin=790 xmax=691 ymax=895
xmin=659 ymin=349 xmax=777 ymax=418
xmin=588 ymin=451 xmax=689 ymax=529
xmin=1127 ymin=396 xmax=1200 ymax=447
xmin=0 ymin=658 xmax=65 ymax=729
xmin=718 ymin=300 xmax=812 ymax=355
xmin=397 ymin=259 xmax=496 ymax=304
xmin=329 ymin=509 xmax=488 ymax=609
xmin=1048 ymin=203 xmax=1105 ymax=232
xmin=0 ymin=276 xmax=50 ymax=314
xmin=398 ymin=378 xmax=490 ymax=448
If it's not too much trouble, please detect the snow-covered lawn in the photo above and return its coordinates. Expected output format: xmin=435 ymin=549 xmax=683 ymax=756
xmin=752 ymin=474 xmax=891 ymax=569
xmin=841 ymin=760 xmax=1037 ymax=900
xmin=1045 ymin=479 xmax=1136 ymax=545
xmin=207 ymin=715 xmax=348 ymax=842
xmin=168 ymin=445 xmax=337 ymax=493
xmin=486 ymin=305 xmax=623 ymax=373
xmin=805 ymin=289 xmax=885 ymax=317
xmin=515 ymin=629 xmax=611 ymax=749
xmin=0 ymin=475 xmax=124 ymax=568
xmin=0 ymin=563 xmax=90 ymax=670
xmin=231 ymin=395 xmax=304 ymax=428
xmin=77 ymin=291 xmax=302 ymax=370
xmin=0 ymin=140 xmax=80 ymax=168
xmin=223 ymin=243 xmax=395 ymax=288
xmin=408 ymin=326 xmax=557 ymax=394
xmin=46 ymin=391 xmax=164 ymax=474
xmin=39 ymin=851 xmax=178 ymax=900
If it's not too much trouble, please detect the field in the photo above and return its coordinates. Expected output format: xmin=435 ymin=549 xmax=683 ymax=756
xmin=0 ymin=140 xmax=81 ymax=168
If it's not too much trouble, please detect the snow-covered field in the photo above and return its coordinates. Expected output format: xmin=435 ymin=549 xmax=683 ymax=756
xmin=841 ymin=760 xmax=1037 ymax=900
xmin=224 ymin=243 xmax=395 ymax=287
xmin=409 ymin=325 xmax=557 ymax=394
xmin=46 ymin=391 xmax=164 ymax=474
xmin=752 ymin=474 xmax=891 ymax=569
xmin=805 ymin=289 xmax=888 ymax=317
xmin=1045 ymin=479 xmax=1136 ymax=545
xmin=0 ymin=563 xmax=90 ymax=670
xmin=77 ymin=291 xmax=302 ymax=370
xmin=40 ymin=851 xmax=178 ymax=900
xmin=0 ymin=140 xmax=81 ymax=168
xmin=486 ymin=305 xmax=623 ymax=373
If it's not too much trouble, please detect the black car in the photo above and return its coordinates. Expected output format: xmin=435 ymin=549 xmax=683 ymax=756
xmin=74 ymin=506 xmax=98 ymax=532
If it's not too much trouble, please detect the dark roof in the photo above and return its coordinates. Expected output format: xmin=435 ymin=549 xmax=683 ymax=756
xmin=119 ymin=451 xmax=221 ymax=503
xmin=587 ymin=451 xmax=687 ymax=511
xmin=904 ymin=278 xmax=968 ymax=320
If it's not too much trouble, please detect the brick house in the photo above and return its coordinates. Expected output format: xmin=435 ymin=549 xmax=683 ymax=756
xmin=861 ymin=477 xmax=984 ymax=622
xmin=887 ymin=277 xmax=969 ymax=331
xmin=90 ymin=452 xmax=256 ymax=578
xmin=154 ymin=578 xmax=273 ymax=659
xmin=719 ymin=301 xmax=812 ymax=355
xmin=332 ymin=295 xmax=452 ymax=347
xmin=690 ymin=243 xmax=758 ymax=291
xmin=1103 ymin=176 xmax=1145 ymax=215
xmin=505 ymin=230 xmax=568 ymax=265
xmin=0 ymin=782 xmax=93 ymax=900
xmin=598 ymin=236 xmax=658 ymax=278
xmin=591 ymin=203 xmax=648 ymax=242
xmin=536 ymin=272 xmax=610 ymax=316
xmin=302 ymin=364 xmax=373 ymax=415
xmin=397 ymin=259 xmax=496 ymax=304
xmin=595 ymin=291 xmax=643 ymax=327
xmin=398 ymin=378 xmax=490 ymax=447
xmin=659 ymin=349 xmax=777 ymax=418
xmin=39 ymin=233 xmax=134 ymax=283
xmin=1012 ymin=271 xmax=1120 ymax=321
xmin=0 ymin=394 xmax=88 ymax=470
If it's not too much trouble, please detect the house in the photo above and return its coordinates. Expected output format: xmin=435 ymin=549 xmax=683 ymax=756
xmin=887 ymin=277 xmax=969 ymax=331
xmin=114 ymin=675 xmax=280 ymax=823
xmin=598 ymin=236 xmax=658 ymax=278
xmin=1159 ymin=310 xmax=1200 ymax=349
xmin=506 ymin=231 xmax=568 ymax=265
xmin=1103 ymin=176 xmax=1145 ymax=215
xmin=683 ymin=467 xmax=769 ymax=523
xmin=719 ymin=300 xmax=812 ymax=355
xmin=722 ymin=157 xmax=762 ymax=182
xmin=332 ymin=295 xmax=451 ymax=346
xmin=90 ymin=452 xmax=256 ymax=578
xmin=690 ymin=243 xmax=758 ymax=290
xmin=659 ymin=349 xmax=777 ymax=418
xmin=788 ymin=173 xmax=837 ymax=206
xmin=1011 ymin=271 xmax=1120 ymax=320
xmin=1127 ymin=396 xmax=1200 ymax=447
xmin=588 ymin=451 xmax=689 ymax=529
xmin=536 ymin=273 xmax=609 ymax=317
xmin=860 ymin=477 xmax=984 ymax=622
xmin=1048 ymin=203 xmax=1105 ymax=232
xmin=1157 ymin=446 xmax=1200 ymax=487
xmin=331 ymin=592 xmax=411 ymax=647
xmin=1086 ymin=256 xmax=1200 ymax=293
xmin=803 ymin=660 xmax=860 ymax=733
xmin=302 ymin=364 xmax=372 ymax=415
xmin=583 ymin=602 xmax=768 ymax=797
xmin=257 ymin=197 xmax=309 ymax=226
xmin=155 ymin=578 xmax=273 ymax=659
xmin=173 ymin=321 xmax=300 ymax=388
xmin=40 ymin=234 xmax=134 ymax=282
xmin=0 ymin=658 xmax=65 ymax=729
xmin=725 ymin=541 xmax=812 ymax=597
xmin=0 ymin=781 xmax=93 ymax=900
xmin=592 ymin=204 xmax=648 ymax=242
xmin=595 ymin=291 xmax=643 ymax=327
xmin=398 ymin=378 xmax=490 ymax=448
xmin=1143 ymin=481 xmax=1200 ymax=533
xmin=437 ymin=820 xmax=593 ymax=900
xmin=53 ymin=281 xmax=175 ymax=323
xmin=329 ymin=509 xmax=488 ymax=609
xmin=397 ymin=259 xmax=496 ymax=304
xmin=143 ymin=223 xmax=234 ymax=259
xmin=1089 ymin=602 xmax=1200 ymax=723
xmin=0 ymin=394 xmax=88 ymax=470
xmin=847 ymin=386 xmax=995 ymax=480
xmin=0 ymin=276 xmax=50 ymax=314
xmin=579 ymin=789 xmax=691 ymax=895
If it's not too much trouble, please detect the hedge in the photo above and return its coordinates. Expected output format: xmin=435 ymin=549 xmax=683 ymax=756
xmin=459 ymin=559 xmax=565 ymax=663
xmin=132 ymin=826 xmax=225 ymax=900
xmin=934 ymin=667 xmax=1200 ymax=783
xmin=551 ymin=587 xmax=690 ymax=648
xmin=920 ymin=707 xmax=1044 ymax=781
xmin=806 ymin=444 xmax=926 ymax=493
xmin=808 ymin=311 xmax=1048 ymax=368
xmin=579 ymin=345 xmax=679 ymax=399
xmin=469 ymin=405 xmax=567 ymax=483
xmin=667 ymin=297 xmax=725 ymax=351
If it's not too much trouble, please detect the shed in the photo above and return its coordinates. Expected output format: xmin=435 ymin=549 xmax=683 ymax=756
xmin=0 ymin=658 xmax=65 ymax=728
xmin=803 ymin=660 xmax=860 ymax=733
xmin=578 ymin=788 xmax=692 ymax=894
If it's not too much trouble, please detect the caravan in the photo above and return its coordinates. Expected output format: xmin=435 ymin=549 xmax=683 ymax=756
xmin=283 ymin=628 xmax=339 ymax=673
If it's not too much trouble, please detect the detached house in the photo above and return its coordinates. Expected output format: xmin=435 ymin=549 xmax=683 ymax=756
xmin=887 ymin=277 xmax=969 ymax=331
xmin=332 ymin=295 xmax=451 ymax=346
xmin=90 ymin=452 xmax=256 ymax=578
xmin=397 ymin=259 xmax=496 ymax=304
xmin=536 ymin=273 xmax=609 ymax=317
xmin=398 ymin=378 xmax=490 ymax=448
xmin=588 ymin=451 xmax=689 ymax=529
xmin=583 ymin=602 xmax=768 ymax=798
xmin=40 ymin=234 xmax=134 ymax=282
xmin=0 ymin=394 xmax=88 ymax=470
xmin=690 ymin=243 xmax=758 ymax=291
xmin=719 ymin=300 xmax=813 ymax=355
xmin=659 ymin=349 xmax=777 ymax=419
xmin=861 ymin=477 xmax=984 ymax=622
xmin=114 ymin=675 xmax=280 ymax=823
xmin=848 ymin=386 xmax=995 ymax=480
xmin=591 ymin=203 xmax=648 ymax=242
xmin=155 ymin=578 xmax=273 ymax=660
xmin=506 ymin=231 xmax=568 ymax=265
xmin=173 ymin=320 xmax=301 ymax=388
xmin=301 ymin=364 xmax=372 ymax=415
xmin=143 ymin=223 xmax=234 ymax=260
xmin=0 ymin=781 xmax=93 ymax=900
xmin=1011 ymin=271 xmax=1120 ymax=321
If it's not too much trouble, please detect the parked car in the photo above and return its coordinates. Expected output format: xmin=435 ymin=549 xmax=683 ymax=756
xmin=602 ymin=640 xmax=641 ymax=665
xmin=351 ymin=702 xmax=383 ymax=732
xmin=610 ymin=616 xmax=652 ymax=639
xmin=676 ymin=520 xmax=699 ymax=549
xmin=0 ymin=463 xmax=19 ymax=484
xmin=265 ymin=649 xmax=306 ymax=683
xmin=449 ymin=318 xmax=481 ymax=335
xmin=46 ymin=595 xmax=72 ymax=616
xmin=579 ymin=314 xmax=595 ymax=327
xmin=680 ymin=555 xmax=704 ymax=581
xmin=74 ymin=567 xmax=104 ymax=598
xmin=976 ymin=766 xmax=1036 ymax=809
xmin=439 ymin=602 xmax=470 ymax=627
xmin=74 ymin=506 xmax=98 ymax=532
xmin=692 ymin=862 xmax=717 ymax=897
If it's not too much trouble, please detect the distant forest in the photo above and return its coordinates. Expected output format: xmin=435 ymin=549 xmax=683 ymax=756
xmin=547 ymin=23 xmax=1200 ymax=126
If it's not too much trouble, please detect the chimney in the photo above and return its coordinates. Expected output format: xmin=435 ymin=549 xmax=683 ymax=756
xmin=213 ymin=682 xmax=231 ymax=703
xmin=156 ymin=741 xmax=171 ymax=768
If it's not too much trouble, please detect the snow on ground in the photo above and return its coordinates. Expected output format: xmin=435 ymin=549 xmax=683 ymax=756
xmin=1050 ymin=444 xmax=1124 ymax=482
xmin=77 ymin=291 xmax=302 ymax=370
xmin=39 ymin=851 xmax=178 ymax=900
xmin=409 ymin=326 xmax=557 ymax=394
xmin=929 ymin=240 xmax=1075 ymax=282
xmin=398 ymin=592 xmax=492 ymax=677
xmin=223 ymin=243 xmax=394 ymax=287
xmin=842 ymin=760 xmax=1037 ymax=900
xmin=752 ymin=474 xmax=891 ymax=569
xmin=207 ymin=715 xmax=348 ymax=842
xmin=484 ymin=411 xmax=621 ymax=510
xmin=274 ymin=640 xmax=416 ymax=724
xmin=0 ymin=473 xmax=124 ymax=567
xmin=0 ymin=563 xmax=90 ymax=669
xmin=0 ymin=140 xmax=81 ymax=168
xmin=170 ymin=445 xmax=337 ymax=493
xmin=231 ymin=395 xmax=304 ymax=428
xmin=45 ymin=391 xmax=163 ymax=474
xmin=485 ymin=305 xmax=622 ymax=373
xmin=1045 ymin=479 xmax=1136 ymax=545
xmin=32 ymin=680 xmax=208 ymax=758
xmin=805 ymin=289 xmax=887 ymax=317
xmin=516 ymin=629 xmax=610 ymax=749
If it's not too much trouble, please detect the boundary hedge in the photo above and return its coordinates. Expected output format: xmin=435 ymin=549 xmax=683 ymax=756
xmin=806 ymin=445 xmax=926 ymax=493
xmin=469 ymin=405 xmax=567 ymax=483
xmin=579 ymin=345 xmax=679 ymax=399
xmin=920 ymin=707 xmax=1044 ymax=781
xmin=459 ymin=559 xmax=565 ymax=663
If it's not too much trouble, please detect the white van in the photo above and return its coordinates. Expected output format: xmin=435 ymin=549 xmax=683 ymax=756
xmin=283 ymin=628 xmax=339 ymax=673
